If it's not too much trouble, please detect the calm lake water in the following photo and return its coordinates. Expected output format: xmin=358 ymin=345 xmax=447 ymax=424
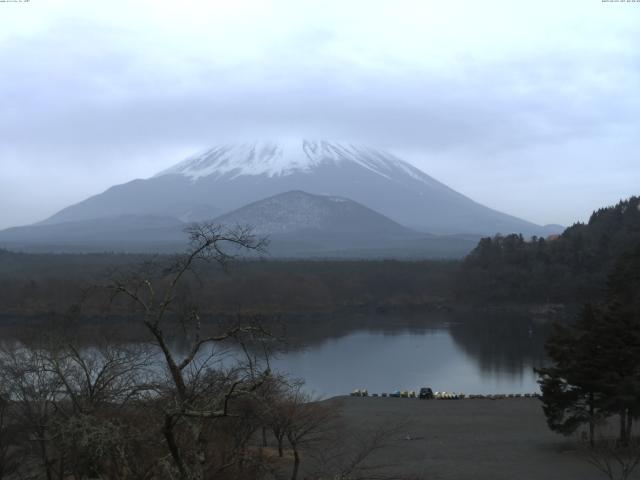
xmin=261 ymin=313 xmax=550 ymax=398
xmin=3 ymin=310 xmax=552 ymax=399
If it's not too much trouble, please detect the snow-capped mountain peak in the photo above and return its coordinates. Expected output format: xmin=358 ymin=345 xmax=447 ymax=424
xmin=154 ymin=139 xmax=431 ymax=183
xmin=35 ymin=138 xmax=555 ymax=238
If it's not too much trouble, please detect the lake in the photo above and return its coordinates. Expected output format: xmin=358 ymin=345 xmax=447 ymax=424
xmin=1 ymin=310 xmax=552 ymax=399
xmin=258 ymin=311 xmax=550 ymax=398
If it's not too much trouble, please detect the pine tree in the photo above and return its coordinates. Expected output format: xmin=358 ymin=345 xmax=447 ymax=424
xmin=597 ymin=245 xmax=640 ymax=444
xmin=537 ymin=244 xmax=640 ymax=444
xmin=536 ymin=304 xmax=606 ymax=445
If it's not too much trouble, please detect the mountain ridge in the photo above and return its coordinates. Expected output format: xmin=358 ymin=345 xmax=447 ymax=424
xmin=0 ymin=190 xmax=480 ymax=258
xmin=39 ymin=139 xmax=559 ymax=237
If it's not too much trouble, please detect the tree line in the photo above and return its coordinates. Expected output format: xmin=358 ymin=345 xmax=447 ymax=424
xmin=456 ymin=196 xmax=640 ymax=304
xmin=0 ymin=252 xmax=456 ymax=318
xmin=1 ymin=196 xmax=638 ymax=319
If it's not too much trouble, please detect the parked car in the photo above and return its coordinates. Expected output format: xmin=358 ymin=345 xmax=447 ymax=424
xmin=419 ymin=387 xmax=434 ymax=399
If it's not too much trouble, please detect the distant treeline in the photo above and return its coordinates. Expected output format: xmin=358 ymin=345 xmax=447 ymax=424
xmin=1 ymin=196 xmax=638 ymax=317
xmin=456 ymin=196 xmax=640 ymax=304
xmin=0 ymin=252 xmax=456 ymax=316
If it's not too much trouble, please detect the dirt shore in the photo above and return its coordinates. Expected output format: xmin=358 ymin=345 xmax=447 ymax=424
xmin=327 ymin=396 xmax=625 ymax=480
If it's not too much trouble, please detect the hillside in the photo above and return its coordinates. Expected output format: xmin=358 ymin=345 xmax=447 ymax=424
xmin=0 ymin=190 xmax=479 ymax=258
xmin=208 ymin=190 xmax=479 ymax=257
xmin=213 ymin=190 xmax=417 ymax=237
xmin=456 ymin=196 xmax=640 ymax=303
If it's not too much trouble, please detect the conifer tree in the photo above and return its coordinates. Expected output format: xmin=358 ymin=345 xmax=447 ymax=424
xmin=597 ymin=245 xmax=640 ymax=444
xmin=537 ymin=244 xmax=640 ymax=444
xmin=536 ymin=304 xmax=605 ymax=445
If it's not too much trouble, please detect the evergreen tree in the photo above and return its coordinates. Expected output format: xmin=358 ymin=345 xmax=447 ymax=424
xmin=597 ymin=245 xmax=640 ymax=444
xmin=536 ymin=304 xmax=606 ymax=445
xmin=537 ymin=244 xmax=640 ymax=444
xmin=458 ymin=196 xmax=640 ymax=303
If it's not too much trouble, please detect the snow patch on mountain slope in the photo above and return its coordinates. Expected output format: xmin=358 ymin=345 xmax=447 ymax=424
xmin=212 ymin=190 xmax=412 ymax=236
xmin=154 ymin=140 xmax=440 ymax=187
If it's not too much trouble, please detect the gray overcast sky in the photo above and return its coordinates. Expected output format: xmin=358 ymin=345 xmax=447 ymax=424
xmin=1 ymin=0 xmax=638 ymax=229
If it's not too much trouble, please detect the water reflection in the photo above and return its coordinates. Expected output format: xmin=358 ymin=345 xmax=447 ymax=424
xmin=448 ymin=310 xmax=550 ymax=376
xmin=263 ymin=311 xmax=551 ymax=398
xmin=1 ymin=310 xmax=554 ymax=399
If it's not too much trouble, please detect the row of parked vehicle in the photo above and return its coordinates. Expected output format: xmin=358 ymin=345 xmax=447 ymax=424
xmin=350 ymin=388 xmax=437 ymax=399
xmin=466 ymin=393 xmax=541 ymax=399
xmin=350 ymin=388 xmax=541 ymax=399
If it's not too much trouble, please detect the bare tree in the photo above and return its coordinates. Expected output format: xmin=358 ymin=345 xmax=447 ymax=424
xmin=260 ymin=375 xmax=299 ymax=457
xmin=46 ymin=337 xmax=159 ymax=479
xmin=279 ymin=388 xmax=335 ymax=480
xmin=45 ymin=339 xmax=155 ymax=414
xmin=105 ymin=222 xmax=272 ymax=479
xmin=0 ymin=342 xmax=65 ymax=480
xmin=0 ymin=329 xmax=163 ymax=480
xmin=308 ymin=420 xmax=409 ymax=480
xmin=582 ymin=437 xmax=640 ymax=480
xmin=0 ymin=385 xmax=19 ymax=480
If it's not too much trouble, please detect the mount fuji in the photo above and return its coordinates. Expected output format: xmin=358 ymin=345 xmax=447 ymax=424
xmin=0 ymin=140 xmax=561 ymax=255
xmin=39 ymin=140 xmax=555 ymax=236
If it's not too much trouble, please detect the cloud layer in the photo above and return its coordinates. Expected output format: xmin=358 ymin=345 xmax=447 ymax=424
xmin=1 ymin=0 xmax=639 ymax=228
